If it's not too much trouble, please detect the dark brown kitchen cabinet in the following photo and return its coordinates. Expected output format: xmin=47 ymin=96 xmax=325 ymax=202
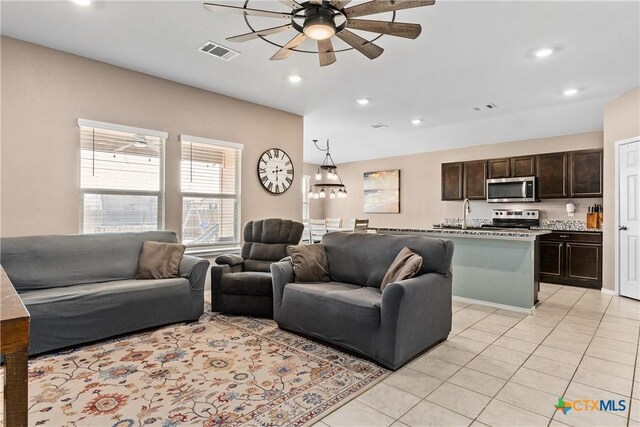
xmin=570 ymin=149 xmax=603 ymax=197
xmin=511 ymin=156 xmax=536 ymax=177
xmin=488 ymin=156 xmax=535 ymax=178
xmin=441 ymin=162 xmax=463 ymax=200
xmin=539 ymin=232 xmax=602 ymax=289
xmin=488 ymin=158 xmax=510 ymax=178
xmin=464 ymin=160 xmax=487 ymax=199
xmin=537 ymin=152 xmax=568 ymax=198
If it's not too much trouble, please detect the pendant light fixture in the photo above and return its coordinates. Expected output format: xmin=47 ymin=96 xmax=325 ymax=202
xmin=309 ymin=139 xmax=347 ymax=200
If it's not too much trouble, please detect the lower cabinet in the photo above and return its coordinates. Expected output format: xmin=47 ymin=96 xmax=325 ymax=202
xmin=539 ymin=232 xmax=602 ymax=288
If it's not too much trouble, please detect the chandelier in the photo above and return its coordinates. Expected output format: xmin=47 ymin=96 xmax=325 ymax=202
xmin=309 ymin=139 xmax=347 ymax=200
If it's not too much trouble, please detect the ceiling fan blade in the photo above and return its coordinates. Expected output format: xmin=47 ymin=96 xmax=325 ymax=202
xmin=347 ymin=19 xmax=422 ymax=39
xmin=318 ymin=39 xmax=337 ymax=67
xmin=203 ymin=3 xmax=292 ymax=19
xmin=270 ymin=33 xmax=307 ymax=60
xmin=330 ymin=0 xmax=352 ymax=9
xmin=344 ymin=0 xmax=435 ymax=18
xmin=280 ymin=0 xmax=302 ymax=9
xmin=226 ymin=24 xmax=294 ymax=42
xmin=114 ymin=143 xmax=134 ymax=153
xmin=335 ymin=29 xmax=383 ymax=59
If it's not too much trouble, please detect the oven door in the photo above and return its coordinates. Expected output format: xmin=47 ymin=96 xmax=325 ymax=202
xmin=486 ymin=177 xmax=537 ymax=203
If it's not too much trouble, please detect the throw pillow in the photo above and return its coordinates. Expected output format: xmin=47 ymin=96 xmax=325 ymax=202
xmin=287 ymin=244 xmax=330 ymax=282
xmin=136 ymin=241 xmax=186 ymax=280
xmin=380 ymin=247 xmax=423 ymax=291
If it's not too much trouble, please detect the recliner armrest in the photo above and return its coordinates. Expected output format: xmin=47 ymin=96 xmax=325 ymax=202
xmin=215 ymin=253 xmax=244 ymax=267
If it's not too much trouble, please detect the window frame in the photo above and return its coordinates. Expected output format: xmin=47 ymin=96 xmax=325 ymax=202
xmin=179 ymin=134 xmax=243 ymax=250
xmin=302 ymin=174 xmax=311 ymax=221
xmin=77 ymin=118 xmax=167 ymax=234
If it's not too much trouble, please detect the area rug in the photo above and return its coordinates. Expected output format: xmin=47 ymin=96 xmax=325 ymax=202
xmin=20 ymin=311 xmax=388 ymax=427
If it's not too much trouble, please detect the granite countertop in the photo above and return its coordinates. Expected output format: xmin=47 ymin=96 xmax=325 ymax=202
xmin=371 ymin=227 xmax=551 ymax=242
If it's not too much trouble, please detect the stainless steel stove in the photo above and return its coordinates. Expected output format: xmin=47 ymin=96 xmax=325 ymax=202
xmin=482 ymin=209 xmax=540 ymax=229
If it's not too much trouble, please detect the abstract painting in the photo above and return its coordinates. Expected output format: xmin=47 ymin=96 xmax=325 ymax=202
xmin=364 ymin=169 xmax=400 ymax=213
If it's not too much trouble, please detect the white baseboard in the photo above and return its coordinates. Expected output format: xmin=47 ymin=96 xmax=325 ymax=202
xmin=601 ymin=288 xmax=617 ymax=296
xmin=452 ymin=296 xmax=534 ymax=315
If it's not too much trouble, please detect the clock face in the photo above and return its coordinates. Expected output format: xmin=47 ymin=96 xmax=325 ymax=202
xmin=257 ymin=148 xmax=294 ymax=194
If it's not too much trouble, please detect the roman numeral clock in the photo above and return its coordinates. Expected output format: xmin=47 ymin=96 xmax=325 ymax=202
xmin=257 ymin=148 xmax=294 ymax=194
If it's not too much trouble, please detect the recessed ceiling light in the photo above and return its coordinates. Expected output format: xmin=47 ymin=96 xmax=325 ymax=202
xmin=70 ymin=0 xmax=91 ymax=5
xmin=356 ymin=98 xmax=370 ymax=105
xmin=288 ymin=75 xmax=302 ymax=83
xmin=563 ymin=88 xmax=579 ymax=96
xmin=534 ymin=47 xmax=554 ymax=58
xmin=411 ymin=119 xmax=423 ymax=125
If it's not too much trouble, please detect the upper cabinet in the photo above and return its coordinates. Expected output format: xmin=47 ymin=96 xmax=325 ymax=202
xmin=537 ymin=152 xmax=568 ymax=198
xmin=441 ymin=162 xmax=464 ymax=200
xmin=442 ymin=148 xmax=603 ymax=201
xmin=464 ymin=160 xmax=487 ymax=200
xmin=488 ymin=156 xmax=535 ymax=178
xmin=511 ymin=156 xmax=536 ymax=177
xmin=570 ymin=149 xmax=604 ymax=197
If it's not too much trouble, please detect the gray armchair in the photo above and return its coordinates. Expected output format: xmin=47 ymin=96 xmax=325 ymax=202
xmin=211 ymin=218 xmax=304 ymax=317
xmin=271 ymin=232 xmax=454 ymax=369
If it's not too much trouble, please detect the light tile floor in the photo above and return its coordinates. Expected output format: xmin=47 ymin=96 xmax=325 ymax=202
xmin=316 ymin=283 xmax=640 ymax=427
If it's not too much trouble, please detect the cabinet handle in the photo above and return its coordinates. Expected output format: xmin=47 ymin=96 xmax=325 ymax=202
xmin=559 ymin=235 xmax=569 ymax=238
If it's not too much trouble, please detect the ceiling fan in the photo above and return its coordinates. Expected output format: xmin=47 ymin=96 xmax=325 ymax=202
xmin=203 ymin=0 xmax=435 ymax=66
xmin=113 ymin=135 xmax=156 ymax=153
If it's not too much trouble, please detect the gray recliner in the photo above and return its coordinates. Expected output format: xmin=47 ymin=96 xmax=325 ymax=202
xmin=271 ymin=232 xmax=454 ymax=369
xmin=211 ymin=218 xmax=304 ymax=317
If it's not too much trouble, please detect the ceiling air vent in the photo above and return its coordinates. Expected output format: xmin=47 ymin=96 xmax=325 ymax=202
xmin=199 ymin=41 xmax=240 ymax=61
xmin=473 ymin=103 xmax=498 ymax=111
xmin=370 ymin=123 xmax=389 ymax=129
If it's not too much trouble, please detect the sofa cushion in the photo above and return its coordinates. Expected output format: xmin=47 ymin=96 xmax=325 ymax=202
xmin=322 ymin=232 xmax=453 ymax=288
xmin=280 ymin=283 xmax=382 ymax=351
xmin=220 ymin=272 xmax=273 ymax=296
xmin=136 ymin=241 xmax=186 ymax=279
xmin=1 ymin=231 xmax=179 ymax=292
xmin=380 ymin=247 xmax=423 ymax=291
xmin=287 ymin=244 xmax=330 ymax=282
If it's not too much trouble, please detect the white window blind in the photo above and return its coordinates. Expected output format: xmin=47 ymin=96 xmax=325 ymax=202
xmin=180 ymin=135 xmax=243 ymax=247
xmin=78 ymin=119 xmax=166 ymax=234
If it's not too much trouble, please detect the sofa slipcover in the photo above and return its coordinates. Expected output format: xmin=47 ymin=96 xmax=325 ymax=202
xmin=1 ymin=231 xmax=208 ymax=355
xmin=271 ymin=232 xmax=454 ymax=369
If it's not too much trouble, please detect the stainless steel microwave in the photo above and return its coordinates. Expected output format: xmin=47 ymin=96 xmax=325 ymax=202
xmin=486 ymin=176 xmax=537 ymax=203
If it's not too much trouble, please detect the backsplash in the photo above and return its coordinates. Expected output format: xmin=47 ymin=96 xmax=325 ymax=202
xmin=442 ymin=217 xmax=602 ymax=232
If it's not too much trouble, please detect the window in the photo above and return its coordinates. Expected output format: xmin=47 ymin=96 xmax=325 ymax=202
xmin=302 ymin=175 xmax=310 ymax=221
xmin=180 ymin=135 xmax=243 ymax=248
xmin=78 ymin=119 xmax=166 ymax=234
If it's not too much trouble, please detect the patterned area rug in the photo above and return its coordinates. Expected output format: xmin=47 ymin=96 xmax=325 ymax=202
xmin=20 ymin=312 xmax=388 ymax=426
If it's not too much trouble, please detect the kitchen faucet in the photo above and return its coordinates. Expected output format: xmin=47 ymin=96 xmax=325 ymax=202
xmin=462 ymin=198 xmax=471 ymax=230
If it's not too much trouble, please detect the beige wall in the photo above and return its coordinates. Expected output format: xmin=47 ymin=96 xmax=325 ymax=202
xmin=303 ymin=162 xmax=325 ymax=219
xmin=0 ymin=37 xmax=303 ymax=239
xmin=324 ymin=131 xmax=603 ymax=228
xmin=603 ymin=87 xmax=640 ymax=291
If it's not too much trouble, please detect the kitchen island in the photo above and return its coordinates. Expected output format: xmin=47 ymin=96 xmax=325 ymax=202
xmin=373 ymin=227 xmax=551 ymax=312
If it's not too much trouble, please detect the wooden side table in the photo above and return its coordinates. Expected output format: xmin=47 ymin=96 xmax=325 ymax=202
xmin=1 ymin=266 xmax=30 ymax=427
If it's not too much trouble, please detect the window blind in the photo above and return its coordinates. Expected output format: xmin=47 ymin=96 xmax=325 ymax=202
xmin=180 ymin=135 xmax=242 ymax=247
xmin=79 ymin=121 xmax=166 ymax=233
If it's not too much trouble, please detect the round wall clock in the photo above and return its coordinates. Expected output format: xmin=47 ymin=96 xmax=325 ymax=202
xmin=257 ymin=148 xmax=294 ymax=194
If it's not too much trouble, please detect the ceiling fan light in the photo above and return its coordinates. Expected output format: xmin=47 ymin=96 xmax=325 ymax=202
xmin=303 ymin=15 xmax=336 ymax=41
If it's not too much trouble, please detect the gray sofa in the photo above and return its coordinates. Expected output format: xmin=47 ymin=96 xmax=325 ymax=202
xmin=271 ymin=232 xmax=454 ymax=369
xmin=0 ymin=231 xmax=208 ymax=355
